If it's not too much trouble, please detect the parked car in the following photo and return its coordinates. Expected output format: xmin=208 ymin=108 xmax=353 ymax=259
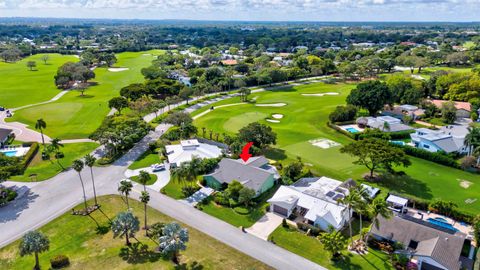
xmin=150 ymin=163 xmax=165 ymax=172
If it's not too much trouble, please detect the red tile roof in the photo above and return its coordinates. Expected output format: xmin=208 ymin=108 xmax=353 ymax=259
xmin=430 ymin=99 xmax=471 ymax=111
xmin=221 ymin=59 xmax=238 ymax=65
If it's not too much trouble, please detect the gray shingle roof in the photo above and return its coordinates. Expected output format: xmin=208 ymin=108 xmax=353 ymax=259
xmin=0 ymin=128 xmax=12 ymax=142
xmin=206 ymin=157 xmax=273 ymax=192
xmin=371 ymin=215 xmax=466 ymax=270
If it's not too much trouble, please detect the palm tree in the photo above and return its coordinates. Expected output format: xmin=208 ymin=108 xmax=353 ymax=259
xmin=84 ymin=154 xmax=98 ymax=206
xmin=337 ymin=188 xmax=363 ymax=248
xmin=49 ymin=138 xmax=64 ymax=170
xmin=159 ymin=222 xmax=189 ymax=264
xmin=137 ymin=170 xmax=151 ymax=192
xmin=465 ymin=127 xmax=480 ymax=156
xmin=140 ymin=191 xmax=150 ymax=233
xmin=19 ymin=231 xmax=50 ymax=270
xmin=352 ymin=187 xmax=370 ymax=234
xmin=318 ymin=226 xmax=347 ymax=260
xmin=366 ymin=197 xmax=393 ymax=241
xmin=111 ymin=211 xmax=140 ymax=246
xmin=72 ymin=159 xmax=88 ymax=212
xmin=35 ymin=119 xmax=47 ymax=148
xmin=118 ymin=180 xmax=133 ymax=209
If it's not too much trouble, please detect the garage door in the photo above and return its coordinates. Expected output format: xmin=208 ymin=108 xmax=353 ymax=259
xmin=273 ymin=205 xmax=288 ymax=216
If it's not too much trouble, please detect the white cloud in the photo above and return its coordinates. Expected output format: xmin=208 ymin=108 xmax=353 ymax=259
xmin=0 ymin=0 xmax=479 ymax=21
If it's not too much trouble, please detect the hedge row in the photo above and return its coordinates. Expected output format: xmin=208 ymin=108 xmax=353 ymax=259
xmin=21 ymin=142 xmax=39 ymax=171
xmin=296 ymin=222 xmax=322 ymax=236
xmin=392 ymin=144 xmax=460 ymax=169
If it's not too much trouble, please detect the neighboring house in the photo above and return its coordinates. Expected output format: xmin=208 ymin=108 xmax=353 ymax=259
xmin=268 ymin=177 xmax=354 ymax=231
xmin=203 ymin=156 xmax=279 ymax=196
xmin=165 ymin=139 xmax=223 ymax=167
xmin=371 ymin=214 xmax=474 ymax=270
xmin=430 ymin=99 xmax=472 ymax=119
xmin=357 ymin=116 xmax=413 ymax=132
xmin=0 ymin=128 xmax=13 ymax=147
xmin=410 ymin=126 xmax=469 ymax=154
xmin=383 ymin=104 xmax=425 ymax=120
xmin=220 ymin=59 xmax=238 ymax=66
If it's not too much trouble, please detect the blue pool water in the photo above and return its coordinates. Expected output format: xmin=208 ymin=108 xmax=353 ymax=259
xmin=390 ymin=140 xmax=406 ymax=146
xmin=427 ymin=217 xmax=458 ymax=232
xmin=346 ymin=127 xmax=359 ymax=133
xmin=1 ymin=150 xmax=17 ymax=157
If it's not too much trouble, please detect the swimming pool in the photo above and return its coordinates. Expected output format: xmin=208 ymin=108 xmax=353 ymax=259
xmin=346 ymin=127 xmax=359 ymax=133
xmin=427 ymin=217 xmax=458 ymax=232
xmin=1 ymin=150 xmax=17 ymax=157
xmin=390 ymin=140 xmax=406 ymax=146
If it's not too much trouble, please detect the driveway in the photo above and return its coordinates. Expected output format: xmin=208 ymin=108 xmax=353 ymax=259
xmin=246 ymin=212 xmax=284 ymax=240
xmin=124 ymin=162 xmax=171 ymax=191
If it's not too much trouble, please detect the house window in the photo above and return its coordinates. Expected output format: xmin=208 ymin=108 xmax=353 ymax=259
xmin=423 ymin=144 xmax=430 ymax=149
xmin=408 ymin=240 xmax=418 ymax=249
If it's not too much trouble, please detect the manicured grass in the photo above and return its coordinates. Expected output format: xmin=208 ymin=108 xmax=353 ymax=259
xmin=200 ymin=185 xmax=280 ymax=228
xmin=269 ymin=225 xmax=393 ymax=270
xmin=128 ymin=150 xmax=162 ymax=170
xmin=130 ymin=173 xmax=157 ymax=185
xmin=193 ymin=81 xmax=480 ymax=214
xmin=8 ymin=50 xmax=164 ymax=139
xmin=0 ymin=54 xmax=78 ymax=108
xmin=161 ymin=179 xmax=187 ymax=199
xmin=0 ymin=195 xmax=272 ymax=270
xmin=9 ymin=142 xmax=99 ymax=182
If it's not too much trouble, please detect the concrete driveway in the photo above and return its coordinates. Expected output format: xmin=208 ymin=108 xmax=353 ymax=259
xmin=246 ymin=212 xmax=284 ymax=240
xmin=124 ymin=162 xmax=171 ymax=191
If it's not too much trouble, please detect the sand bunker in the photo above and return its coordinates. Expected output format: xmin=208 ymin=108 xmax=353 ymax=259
xmin=465 ymin=198 xmax=477 ymax=204
xmin=458 ymin=179 xmax=473 ymax=189
xmin=301 ymin=92 xmax=339 ymax=97
xmin=108 ymin=67 xmax=129 ymax=72
xmin=272 ymin=114 xmax=284 ymax=119
xmin=266 ymin=119 xmax=280 ymax=123
xmin=309 ymin=138 xmax=340 ymax=149
xmin=255 ymin=103 xmax=287 ymax=107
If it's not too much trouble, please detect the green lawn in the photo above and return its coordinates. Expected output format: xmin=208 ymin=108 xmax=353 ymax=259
xmin=130 ymin=173 xmax=158 ymax=185
xmin=128 ymin=150 xmax=162 ymax=170
xmin=193 ymin=81 xmax=480 ymax=215
xmin=8 ymin=50 xmax=164 ymax=139
xmin=9 ymin=142 xmax=99 ymax=182
xmin=161 ymin=179 xmax=187 ymax=199
xmin=200 ymin=185 xmax=280 ymax=228
xmin=0 ymin=54 xmax=78 ymax=108
xmin=269 ymin=225 xmax=393 ymax=270
xmin=0 ymin=195 xmax=272 ymax=270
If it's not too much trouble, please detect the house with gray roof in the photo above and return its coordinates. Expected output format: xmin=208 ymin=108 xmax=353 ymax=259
xmin=203 ymin=156 xmax=279 ymax=196
xmin=0 ymin=128 xmax=13 ymax=147
xmin=411 ymin=126 xmax=468 ymax=154
xmin=371 ymin=215 xmax=474 ymax=270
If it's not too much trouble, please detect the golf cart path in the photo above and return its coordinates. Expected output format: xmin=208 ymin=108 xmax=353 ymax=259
xmin=11 ymin=90 xmax=69 ymax=112
xmin=192 ymin=102 xmax=247 ymax=120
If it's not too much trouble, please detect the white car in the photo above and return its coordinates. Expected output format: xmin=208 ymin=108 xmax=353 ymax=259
xmin=150 ymin=163 xmax=165 ymax=172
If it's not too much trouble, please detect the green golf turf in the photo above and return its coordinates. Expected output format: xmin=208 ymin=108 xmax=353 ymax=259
xmin=193 ymin=82 xmax=480 ymax=215
xmin=7 ymin=50 xmax=164 ymax=139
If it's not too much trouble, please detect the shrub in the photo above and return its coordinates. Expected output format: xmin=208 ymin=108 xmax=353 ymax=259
xmin=233 ymin=206 xmax=250 ymax=215
xmin=296 ymin=222 xmax=322 ymax=236
xmin=148 ymin=222 xmax=165 ymax=238
xmin=21 ymin=142 xmax=39 ymax=170
xmin=460 ymin=156 xmax=476 ymax=170
xmin=282 ymin=218 xmax=288 ymax=228
xmin=392 ymin=144 xmax=460 ymax=168
xmin=328 ymin=105 xmax=357 ymax=123
xmin=181 ymin=186 xmax=199 ymax=197
xmin=0 ymin=188 xmax=17 ymax=206
xmin=50 ymin=255 xmax=70 ymax=269
xmin=213 ymin=192 xmax=229 ymax=206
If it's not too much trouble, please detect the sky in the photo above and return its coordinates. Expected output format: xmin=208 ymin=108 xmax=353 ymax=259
xmin=0 ymin=0 xmax=479 ymax=22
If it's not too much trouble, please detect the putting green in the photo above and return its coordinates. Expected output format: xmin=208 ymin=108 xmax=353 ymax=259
xmin=7 ymin=50 xmax=164 ymax=139
xmin=194 ymin=81 xmax=480 ymax=215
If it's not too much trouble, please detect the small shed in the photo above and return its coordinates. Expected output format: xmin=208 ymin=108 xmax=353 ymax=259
xmin=386 ymin=194 xmax=408 ymax=212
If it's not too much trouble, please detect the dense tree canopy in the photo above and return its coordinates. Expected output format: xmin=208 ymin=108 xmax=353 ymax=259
xmin=346 ymin=80 xmax=392 ymax=115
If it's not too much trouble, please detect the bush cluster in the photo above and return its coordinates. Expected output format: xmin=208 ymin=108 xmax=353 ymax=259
xmin=392 ymin=144 xmax=460 ymax=169
xmin=328 ymin=105 xmax=357 ymax=123
xmin=50 ymin=255 xmax=70 ymax=269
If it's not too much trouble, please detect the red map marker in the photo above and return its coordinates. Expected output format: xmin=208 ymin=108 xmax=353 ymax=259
xmin=239 ymin=142 xmax=253 ymax=162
